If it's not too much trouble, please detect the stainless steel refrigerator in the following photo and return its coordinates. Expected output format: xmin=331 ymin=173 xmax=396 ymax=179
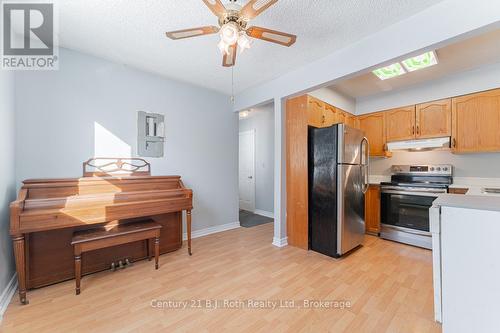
xmin=308 ymin=124 xmax=369 ymax=257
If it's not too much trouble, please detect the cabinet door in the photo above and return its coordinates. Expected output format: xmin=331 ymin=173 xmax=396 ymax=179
xmin=416 ymin=99 xmax=451 ymax=139
xmin=452 ymin=89 xmax=500 ymax=153
xmin=345 ymin=114 xmax=358 ymax=128
xmin=385 ymin=106 xmax=416 ymax=142
xmin=307 ymin=96 xmax=326 ymax=127
xmin=358 ymin=112 xmax=387 ymax=157
xmin=365 ymin=185 xmax=381 ymax=235
xmin=323 ymin=103 xmax=338 ymax=126
xmin=335 ymin=109 xmax=347 ymax=124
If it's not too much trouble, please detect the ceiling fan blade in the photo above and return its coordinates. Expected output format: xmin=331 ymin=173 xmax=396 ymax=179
xmin=246 ymin=26 xmax=296 ymax=47
xmin=222 ymin=44 xmax=237 ymax=67
xmin=166 ymin=26 xmax=219 ymax=40
xmin=202 ymin=0 xmax=227 ymax=17
xmin=240 ymin=0 xmax=278 ymax=20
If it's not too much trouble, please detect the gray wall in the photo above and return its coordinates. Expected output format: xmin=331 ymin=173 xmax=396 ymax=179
xmin=0 ymin=72 xmax=16 ymax=294
xmin=370 ymin=151 xmax=500 ymax=178
xmin=239 ymin=105 xmax=274 ymax=213
xmin=15 ymin=48 xmax=239 ymax=231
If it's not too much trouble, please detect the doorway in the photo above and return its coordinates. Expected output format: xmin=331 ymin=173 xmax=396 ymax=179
xmin=239 ymin=130 xmax=256 ymax=212
xmin=238 ymin=105 xmax=275 ymax=228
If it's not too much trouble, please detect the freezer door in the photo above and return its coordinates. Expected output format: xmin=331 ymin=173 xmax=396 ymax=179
xmin=337 ymin=124 xmax=365 ymax=165
xmin=308 ymin=126 xmax=338 ymax=257
xmin=337 ymin=164 xmax=365 ymax=255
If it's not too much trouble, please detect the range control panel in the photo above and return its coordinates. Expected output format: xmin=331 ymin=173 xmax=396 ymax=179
xmin=391 ymin=164 xmax=453 ymax=176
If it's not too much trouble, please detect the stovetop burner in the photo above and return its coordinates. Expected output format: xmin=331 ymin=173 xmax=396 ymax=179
xmin=382 ymin=164 xmax=454 ymax=189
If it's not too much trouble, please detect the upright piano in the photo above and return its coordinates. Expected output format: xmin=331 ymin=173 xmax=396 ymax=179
xmin=10 ymin=158 xmax=193 ymax=304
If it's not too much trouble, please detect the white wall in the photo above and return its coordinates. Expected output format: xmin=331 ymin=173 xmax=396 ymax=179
xmin=0 ymin=72 xmax=16 ymax=301
xmin=239 ymin=105 xmax=274 ymax=213
xmin=357 ymin=61 xmax=500 ymax=114
xmin=308 ymin=87 xmax=356 ymax=114
xmin=15 ymin=48 xmax=238 ymax=231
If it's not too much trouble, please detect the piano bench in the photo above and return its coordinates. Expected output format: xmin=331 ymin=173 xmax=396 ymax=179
xmin=71 ymin=220 xmax=162 ymax=295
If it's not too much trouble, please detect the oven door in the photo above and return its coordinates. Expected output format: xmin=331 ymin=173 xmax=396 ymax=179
xmin=380 ymin=188 xmax=443 ymax=232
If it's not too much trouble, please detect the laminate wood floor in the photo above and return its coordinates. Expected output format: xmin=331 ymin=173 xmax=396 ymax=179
xmin=1 ymin=223 xmax=441 ymax=333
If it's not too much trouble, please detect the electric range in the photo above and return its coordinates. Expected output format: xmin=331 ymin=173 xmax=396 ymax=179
xmin=379 ymin=164 xmax=453 ymax=249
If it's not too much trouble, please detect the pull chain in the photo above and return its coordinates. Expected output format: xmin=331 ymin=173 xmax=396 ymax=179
xmin=231 ymin=66 xmax=235 ymax=104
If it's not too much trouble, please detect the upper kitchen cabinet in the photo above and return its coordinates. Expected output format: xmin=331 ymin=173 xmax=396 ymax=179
xmin=358 ymin=112 xmax=390 ymax=157
xmin=416 ymin=99 xmax=452 ymax=139
xmin=345 ymin=114 xmax=358 ymax=129
xmin=323 ymin=103 xmax=338 ymax=126
xmin=451 ymin=89 xmax=500 ymax=153
xmin=385 ymin=106 xmax=416 ymax=142
xmin=307 ymin=96 xmax=326 ymax=128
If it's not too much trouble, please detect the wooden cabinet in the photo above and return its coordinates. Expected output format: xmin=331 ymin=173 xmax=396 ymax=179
xmin=323 ymin=103 xmax=338 ymax=126
xmin=358 ymin=112 xmax=390 ymax=157
xmin=286 ymin=96 xmax=309 ymax=249
xmin=307 ymin=96 xmax=326 ymax=128
xmin=365 ymin=185 xmax=381 ymax=235
xmin=416 ymin=99 xmax=452 ymax=139
xmin=449 ymin=188 xmax=468 ymax=195
xmin=451 ymin=89 xmax=500 ymax=153
xmin=345 ymin=114 xmax=358 ymax=128
xmin=385 ymin=106 xmax=416 ymax=142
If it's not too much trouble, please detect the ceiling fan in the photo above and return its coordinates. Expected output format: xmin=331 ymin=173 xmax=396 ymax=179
xmin=165 ymin=0 xmax=297 ymax=67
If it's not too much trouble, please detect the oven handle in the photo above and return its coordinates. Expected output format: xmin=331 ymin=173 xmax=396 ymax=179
xmin=381 ymin=224 xmax=431 ymax=236
xmin=381 ymin=190 xmax=442 ymax=197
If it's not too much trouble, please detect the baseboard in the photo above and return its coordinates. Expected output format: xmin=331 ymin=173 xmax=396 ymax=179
xmin=272 ymin=237 xmax=288 ymax=248
xmin=183 ymin=221 xmax=241 ymax=241
xmin=0 ymin=273 xmax=18 ymax=322
xmin=253 ymin=209 xmax=274 ymax=219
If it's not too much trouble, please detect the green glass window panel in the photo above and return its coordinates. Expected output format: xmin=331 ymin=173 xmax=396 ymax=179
xmin=372 ymin=63 xmax=406 ymax=80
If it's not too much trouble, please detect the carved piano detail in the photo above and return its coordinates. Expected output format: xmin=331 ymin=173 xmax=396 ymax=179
xmin=10 ymin=158 xmax=193 ymax=304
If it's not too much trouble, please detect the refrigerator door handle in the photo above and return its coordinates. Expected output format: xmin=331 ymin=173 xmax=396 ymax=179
xmin=360 ymin=137 xmax=370 ymax=194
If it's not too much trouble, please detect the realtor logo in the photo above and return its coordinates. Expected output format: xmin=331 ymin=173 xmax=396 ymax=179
xmin=1 ymin=1 xmax=58 ymax=70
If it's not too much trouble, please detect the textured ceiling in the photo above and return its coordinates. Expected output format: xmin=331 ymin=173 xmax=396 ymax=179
xmin=55 ymin=0 xmax=444 ymax=95
xmin=330 ymin=28 xmax=500 ymax=99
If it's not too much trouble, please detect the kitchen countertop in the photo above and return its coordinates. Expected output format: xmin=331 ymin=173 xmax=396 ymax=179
xmin=368 ymin=175 xmax=390 ymax=185
xmin=449 ymin=177 xmax=500 ymax=196
xmin=432 ymin=193 xmax=500 ymax=212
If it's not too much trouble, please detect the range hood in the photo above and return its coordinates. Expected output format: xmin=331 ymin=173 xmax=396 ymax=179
xmin=387 ymin=137 xmax=450 ymax=152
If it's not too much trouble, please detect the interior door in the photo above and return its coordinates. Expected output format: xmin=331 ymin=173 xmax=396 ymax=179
xmin=239 ymin=130 xmax=255 ymax=211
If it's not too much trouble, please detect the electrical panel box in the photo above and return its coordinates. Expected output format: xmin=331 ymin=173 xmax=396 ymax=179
xmin=137 ymin=111 xmax=165 ymax=158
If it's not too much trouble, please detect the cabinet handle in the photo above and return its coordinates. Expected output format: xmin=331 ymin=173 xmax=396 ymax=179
xmin=452 ymin=138 xmax=457 ymax=148
xmin=412 ymin=126 xmax=415 ymax=135
xmin=416 ymin=125 xmax=420 ymax=135
xmin=321 ymin=115 xmax=326 ymax=124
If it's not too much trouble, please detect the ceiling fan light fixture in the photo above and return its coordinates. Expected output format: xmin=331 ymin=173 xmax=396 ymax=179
xmin=220 ymin=22 xmax=239 ymax=45
xmin=218 ymin=38 xmax=231 ymax=55
xmin=237 ymin=32 xmax=251 ymax=53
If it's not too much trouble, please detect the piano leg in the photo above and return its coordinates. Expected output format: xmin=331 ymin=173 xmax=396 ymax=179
xmin=154 ymin=237 xmax=160 ymax=269
xmin=12 ymin=235 xmax=28 ymax=305
xmin=187 ymin=210 xmax=192 ymax=256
